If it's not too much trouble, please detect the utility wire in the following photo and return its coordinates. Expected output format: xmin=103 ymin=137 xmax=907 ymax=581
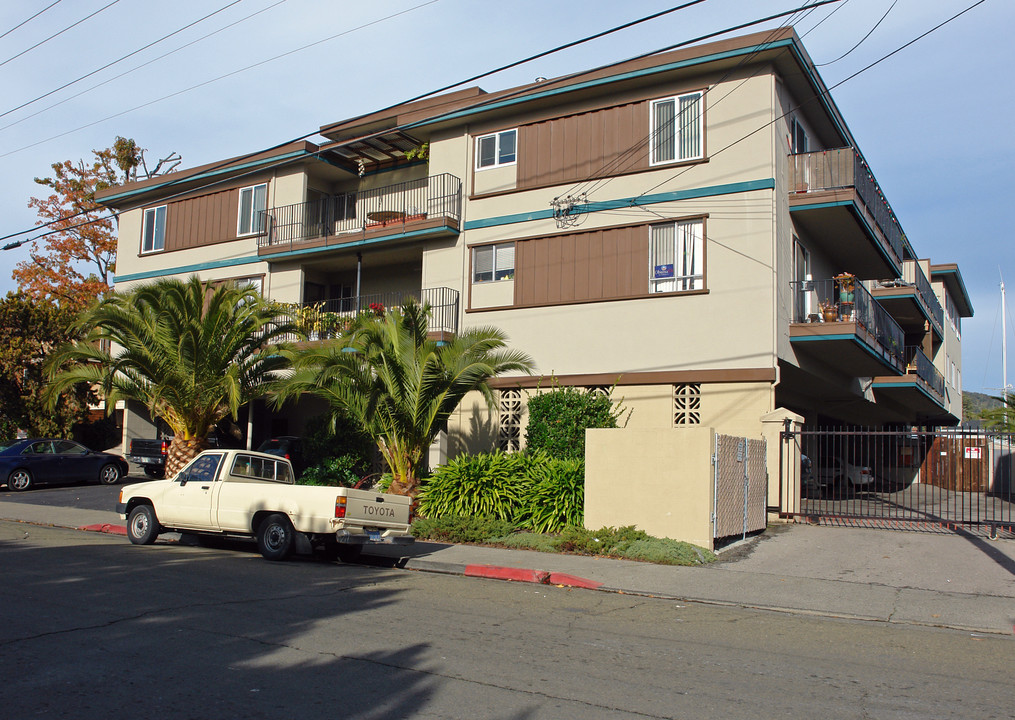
xmin=554 ymin=0 xmax=835 ymax=203
xmin=0 ymin=0 xmax=441 ymax=161
xmin=1 ymin=0 xmax=837 ymax=248
xmin=627 ymin=0 xmax=988 ymax=207
xmin=0 ymin=0 xmax=121 ymax=69
xmin=0 ymin=0 xmax=290 ymax=135
xmin=0 ymin=0 xmax=249 ymax=121
xmin=0 ymin=0 xmax=64 ymax=42
xmin=3 ymin=0 xmax=722 ymax=241
xmin=816 ymin=0 xmax=897 ymax=65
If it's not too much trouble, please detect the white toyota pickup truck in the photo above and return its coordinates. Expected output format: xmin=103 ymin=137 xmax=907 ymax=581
xmin=116 ymin=449 xmax=414 ymax=561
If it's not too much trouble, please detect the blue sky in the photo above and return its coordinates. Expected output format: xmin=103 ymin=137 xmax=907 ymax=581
xmin=0 ymin=0 xmax=1011 ymax=396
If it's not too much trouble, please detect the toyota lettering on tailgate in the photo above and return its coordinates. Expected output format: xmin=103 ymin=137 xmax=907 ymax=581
xmin=363 ymin=504 xmax=396 ymax=518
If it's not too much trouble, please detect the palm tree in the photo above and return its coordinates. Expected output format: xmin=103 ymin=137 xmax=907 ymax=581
xmin=979 ymin=390 xmax=1015 ymax=432
xmin=46 ymin=276 xmax=297 ymax=477
xmin=273 ymin=298 xmax=534 ymax=496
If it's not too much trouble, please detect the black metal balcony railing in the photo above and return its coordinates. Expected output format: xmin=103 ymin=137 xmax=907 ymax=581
xmin=870 ymin=262 xmax=945 ymax=333
xmin=789 ymin=148 xmax=905 ymax=266
xmin=276 ymin=287 xmax=460 ymax=343
xmin=256 ymin=173 xmax=462 ymax=248
xmin=905 ymin=346 xmax=946 ymax=398
xmin=791 ymin=276 xmax=905 ymax=368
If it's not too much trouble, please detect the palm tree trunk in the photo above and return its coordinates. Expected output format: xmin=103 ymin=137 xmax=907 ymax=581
xmin=166 ymin=436 xmax=208 ymax=478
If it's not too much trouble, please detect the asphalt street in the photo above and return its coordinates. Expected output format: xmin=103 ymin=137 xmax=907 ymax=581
xmin=2 ymin=521 xmax=1012 ymax=720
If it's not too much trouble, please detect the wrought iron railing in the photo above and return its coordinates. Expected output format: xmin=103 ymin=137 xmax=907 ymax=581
xmin=791 ymin=275 xmax=905 ymax=369
xmin=905 ymin=346 xmax=945 ymax=398
xmin=276 ymin=287 xmax=459 ymax=343
xmin=789 ymin=148 xmax=904 ymax=267
xmin=257 ymin=173 xmax=462 ymax=248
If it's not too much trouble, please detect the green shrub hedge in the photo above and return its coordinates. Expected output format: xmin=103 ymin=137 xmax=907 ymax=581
xmin=525 ymin=386 xmax=626 ymax=461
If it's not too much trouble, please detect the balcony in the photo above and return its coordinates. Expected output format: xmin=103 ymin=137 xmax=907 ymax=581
xmin=276 ymin=287 xmax=460 ymax=344
xmin=790 ymin=275 xmax=905 ymax=376
xmin=256 ymin=173 xmax=461 ymax=256
xmin=871 ymin=346 xmax=948 ymax=419
xmin=789 ymin=148 xmax=904 ymax=277
xmin=869 ymin=260 xmax=944 ymax=339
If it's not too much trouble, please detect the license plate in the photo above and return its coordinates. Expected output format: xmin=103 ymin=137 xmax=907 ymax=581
xmin=366 ymin=530 xmax=381 ymax=541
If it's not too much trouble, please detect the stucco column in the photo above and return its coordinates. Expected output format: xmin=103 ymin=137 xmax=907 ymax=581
xmin=760 ymin=408 xmax=804 ymax=515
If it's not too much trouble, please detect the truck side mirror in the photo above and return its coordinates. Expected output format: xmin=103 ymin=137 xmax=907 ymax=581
xmin=178 ymin=473 xmax=189 ymax=486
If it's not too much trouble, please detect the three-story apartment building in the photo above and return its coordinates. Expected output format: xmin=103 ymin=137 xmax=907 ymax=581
xmin=97 ymin=28 xmax=973 ymax=459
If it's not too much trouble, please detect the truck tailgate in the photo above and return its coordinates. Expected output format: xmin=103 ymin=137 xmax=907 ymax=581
xmin=342 ymin=489 xmax=412 ymax=529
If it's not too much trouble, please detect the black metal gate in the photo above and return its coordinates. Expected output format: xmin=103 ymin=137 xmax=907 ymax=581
xmin=782 ymin=426 xmax=1015 ymax=537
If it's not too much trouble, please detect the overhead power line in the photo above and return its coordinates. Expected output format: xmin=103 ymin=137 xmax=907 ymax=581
xmin=0 ymin=0 xmax=291 ymax=135
xmin=816 ymin=0 xmax=897 ymax=66
xmin=0 ymin=0 xmax=249 ymax=121
xmin=0 ymin=0 xmax=122 ymax=69
xmin=0 ymin=0 xmax=65 ymax=42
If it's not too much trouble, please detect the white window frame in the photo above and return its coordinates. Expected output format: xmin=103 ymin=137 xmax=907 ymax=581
xmin=649 ymin=219 xmax=704 ymax=293
xmin=237 ymin=183 xmax=268 ymax=236
xmin=472 ymin=242 xmax=515 ymax=283
xmin=475 ymin=129 xmax=518 ymax=170
xmin=649 ymin=91 xmax=704 ymax=166
xmin=141 ymin=205 xmax=167 ymax=254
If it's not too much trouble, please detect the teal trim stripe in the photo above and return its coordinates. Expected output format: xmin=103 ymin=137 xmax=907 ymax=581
xmin=463 ymin=178 xmax=775 ymax=230
xmin=408 ymin=40 xmax=797 ymax=129
xmin=99 ymin=150 xmax=310 ymax=204
xmin=253 ymin=226 xmax=458 ymax=262
xmin=790 ymin=334 xmax=903 ymax=374
xmin=114 ymin=254 xmax=265 ymax=283
xmin=113 ymin=226 xmax=458 ymax=283
xmin=871 ymin=379 xmax=943 ymax=405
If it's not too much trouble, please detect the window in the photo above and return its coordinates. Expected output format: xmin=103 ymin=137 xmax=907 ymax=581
xmin=649 ymin=220 xmax=703 ymax=293
xmin=473 ymin=242 xmax=515 ymax=283
xmin=237 ymin=183 xmax=267 ymax=236
xmin=650 ymin=92 xmax=703 ymax=165
xmin=475 ymin=129 xmax=517 ymax=170
xmin=791 ymin=116 xmax=809 ymax=154
xmin=142 ymin=205 xmax=167 ymax=253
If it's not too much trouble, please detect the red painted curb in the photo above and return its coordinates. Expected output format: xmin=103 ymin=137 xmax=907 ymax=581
xmin=463 ymin=564 xmax=601 ymax=589
xmin=78 ymin=523 xmax=127 ymax=536
xmin=547 ymin=572 xmax=604 ymax=590
xmin=465 ymin=565 xmax=549 ymax=583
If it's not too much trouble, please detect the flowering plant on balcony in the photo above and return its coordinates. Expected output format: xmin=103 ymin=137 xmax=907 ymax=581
xmin=833 ymin=272 xmax=856 ymax=302
xmin=368 ymin=302 xmax=385 ymax=317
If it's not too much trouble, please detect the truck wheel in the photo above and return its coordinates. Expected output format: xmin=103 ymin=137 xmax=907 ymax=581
xmin=99 ymin=463 xmax=121 ymax=485
xmin=143 ymin=466 xmax=165 ymax=479
xmin=257 ymin=513 xmax=294 ymax=561
xmin=8 ymin=469 xmax=32 ymax=492
xmin=127 ymin=505 xmax=160 ymax=545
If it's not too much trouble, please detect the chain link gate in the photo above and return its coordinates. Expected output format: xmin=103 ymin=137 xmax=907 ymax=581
xmin=713 ymin=435 xmax=768 ymax=541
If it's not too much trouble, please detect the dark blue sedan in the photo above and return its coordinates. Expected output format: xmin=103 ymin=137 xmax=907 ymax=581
xmin=0 ymin=438 xmax=130 ymax=492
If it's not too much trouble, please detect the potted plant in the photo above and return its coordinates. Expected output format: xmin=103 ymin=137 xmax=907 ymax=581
xmin=834 ymin=273 xmax=856 ymax=303
xmin=820 ymin=299 xmax=838 ymax=322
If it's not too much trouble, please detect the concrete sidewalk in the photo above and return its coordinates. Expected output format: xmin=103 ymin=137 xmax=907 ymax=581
xmin=3 ymin=502 xmax=1014 ymax=636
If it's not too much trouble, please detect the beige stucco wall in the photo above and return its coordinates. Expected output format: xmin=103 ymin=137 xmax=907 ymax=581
xmin=445 ymin=381 xmax=772 ymax=459
xmin=585 ymin=427 xmax=716 ymax=549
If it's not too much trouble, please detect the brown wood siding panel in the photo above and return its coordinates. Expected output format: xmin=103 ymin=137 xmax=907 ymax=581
xmin=517 ymin=101 xmax=650 ymax=189
xmin=164 ymin=188 xmax=240 ymax=251
xmin=515 ymin=226 xmax=650 ymax=306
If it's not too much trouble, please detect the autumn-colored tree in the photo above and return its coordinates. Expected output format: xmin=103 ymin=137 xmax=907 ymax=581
xmin=13 ymin=137 xmax=179 ymax=312
xmin=0 ymin=292 xmax=96 ymax=437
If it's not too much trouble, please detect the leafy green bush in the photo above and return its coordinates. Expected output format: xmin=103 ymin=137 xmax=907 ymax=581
xmin=417 ymin=451 xmax=530 ymax=520
xmin=613 ymin=538 xmax=716 ymax=565
xmin=525 ymin=386 xmax=627 ymax=461
xmin=516 ymin=457 xmax=585 ymax=533
xmin=411 ymin=515 xmax=516 ymax=543
xmin=297 ymin=454 xmax=361 ymax=487
xmin=302 ymin=411 xmax=373 ymax=473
